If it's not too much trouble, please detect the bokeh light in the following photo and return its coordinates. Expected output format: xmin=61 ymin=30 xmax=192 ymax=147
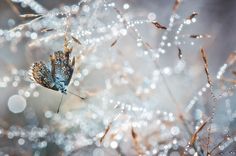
xmin=0 ymin=0 xmax=236 ymax=155
xmin=8 ymin=94 xmax=27 ymax=113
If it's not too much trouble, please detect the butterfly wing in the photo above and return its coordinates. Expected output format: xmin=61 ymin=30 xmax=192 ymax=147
xmin=31 ymin=61 xmax=58 ymax=91
xmin=63 ymin=56 xmax=75 ymax=86
xmin=53 ymin=51 xmax=74 ymax=86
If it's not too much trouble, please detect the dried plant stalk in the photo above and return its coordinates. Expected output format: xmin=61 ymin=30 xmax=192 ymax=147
xmin=100 ymin=122 xmax=112 ymax=143
xmin=173 ymin=0 xmax=181 ymax=12
xmin=190 ymin=34 xmax=211 ymax=39
xmin=186 ymin=12 xmax=198 ymax=20
xmin=152 ymin=21 xmax=167 ymax=30
xmin=20 ymin=14 xmax=42 ymax=18
xmin=189 ymin=120 xmax=207 ymax=146
xmin=40 ymin=28 xmax=54 ymax=33
xmin=178 ymin=47 xmax=182 ymax=59
xmin=226 ymin=52 xmax=236 ymax=65
xmin=110 ymin=39 xmax=118 ymax=47
xmin=220 ymin=77 xmax=236 ymax=84
xmin=200 ymin=48 xmax=212 ymax=85
xmin=72 ymin=36 xmax=82 ymax=45
xmin=131 ymin=127 xmax=143 ymax=155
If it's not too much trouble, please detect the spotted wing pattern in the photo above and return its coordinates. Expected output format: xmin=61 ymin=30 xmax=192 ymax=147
xmin=30 ymin=49 xmax=75 ymax=93
xmin=53 ymin=51 xmax=75 ymax=86
xmin=31 ymin=61 xmax=57 ymax=90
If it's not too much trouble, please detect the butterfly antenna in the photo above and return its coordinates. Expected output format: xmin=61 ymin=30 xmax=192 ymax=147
xmin=57 ymin=94 xmax=64 ymax=113
xmin=67 ymin=90 xmax=86 ymax=100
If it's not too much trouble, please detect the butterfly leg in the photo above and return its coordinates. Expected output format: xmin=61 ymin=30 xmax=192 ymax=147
xmin=67 ymin=90 xmax=87 ymax=100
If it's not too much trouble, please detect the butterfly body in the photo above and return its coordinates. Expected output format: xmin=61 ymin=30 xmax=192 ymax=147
xmin=30 ymin=49 xmax=75 ymax=94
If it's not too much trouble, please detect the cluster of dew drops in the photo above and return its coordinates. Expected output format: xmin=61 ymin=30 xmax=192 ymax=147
xmin=0 ymin=0 xmax=236 ymax=156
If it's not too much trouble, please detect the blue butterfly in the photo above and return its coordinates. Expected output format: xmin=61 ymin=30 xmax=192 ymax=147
xmin=31 ymin=47 xmax=75 ymax=94
xmin=30 ymin=37 xmax=84 ymax=112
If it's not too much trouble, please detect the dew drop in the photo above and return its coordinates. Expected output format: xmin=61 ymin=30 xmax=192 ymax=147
xmin=18 ymin=138 xmax=25 ymax=145
xmin=110 ymin=141 xmax=118 ymax=149
xmin=171 ymin=126 xmax=180 ymax=136
xmin=83 ymin=5 xmax=90 ymax=13
xmin=8 ymin=95 xmax=27 ymax=113
xmin=123 ymin=3 xmax=130 ymax=10
xmin=93 ymin=148 xmax=104 ymax=156
xmin=148 ymin=12 xmax=156 ymax=21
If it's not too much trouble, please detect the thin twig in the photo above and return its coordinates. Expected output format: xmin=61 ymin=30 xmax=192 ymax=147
xmin=190 ymin=34 xmax=211 ymax=39
xmin=173 ymin=0 xmax=181 ymax=12
xmin=152 ymin=21 xmax=167 ymax=30
xmin=40 ymin=28 xmax=54 ymax=33
xmin=178 ymin=47 xmax=182 ymax=59
xmin=200 ymin=48 xmax=219 ymax=155
xmin=186 ymin=12 xmax=198 ymax=20
xmin=20 ymin=14 xmax=42 ymax=19
xmin=201 ymin=48 xmax=212 ymax=85
xmin=131 ymin=127 xmax=143 ymax=155
xmin=110 ymin=38 xmax=118 ymax=47
xmin=100 ymin=122 xmax=112 ymax=144
xmin=189 ymin=120 xmax=208 ymax=146
xmin=72 ymin=35 xmax=82 ymax=45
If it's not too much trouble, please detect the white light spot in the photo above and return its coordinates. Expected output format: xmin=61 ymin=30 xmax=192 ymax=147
xmin=123 ymin=3 xmax=130 ymax=10
xmin=160 ymin=41 xmax=165 ymax=47
xmin=167 ymin=42 xmax=171 ymax=47
xmin=8 ymin=95 xmax=27 ymax=113
xmin=189 ymin=148 xmax=195 ymax=155
xmin=184 ymin=19 xmax=191 ymax=25
xmin=150 ymin=83 xmax=156 ymax=89
xmin=30 ymin=32 xmax=37 ymax=40
xmin=206 ymin=83 xmax=210 ymax=88
xmin=198 ymin=91 xmax=202 ymax=96
xmin=93 ymin=148 xmax=104 ymax=156
xmin=162 ymin=36 xmax=167 ymax=40
xmin=82 ymin=69 xmax=89 ymax=76
xmin=137 ymin=42 xmax=142 ymax=47
xmin=83 ymin=5 xmax=90 ymax=13
xmin=24 ymin=91 xmax=30 ymax=98
xmin=148 ymin=12 xmax=156 ymax=21
xmin=110 ymin=141 xmax=118 ymax=149
xmin=18 ymin=138 xmax=25 ymax=145
xmin=163 ymin=67 xmax=171 ymax=75
xmin=191 ymin=18 xmax=197 ymax=23
xmin=45 ymin=111 xmax=53 ymax=118
xmin=120 ymin=29 xmax=127 ymax=36
xmin=18 ymin=89 xmax=24 ymax=95
xmin=96 ymin=62 xmax=103 ymax=69
xmin=195 ymin=109 xmax=202 ymax=120
xmin=171 ymin=126 xmax=180 ymax=136
xmin=202 ymin=87 xmax=207 ymax=92
xmin=12 ymin=81 xmax=18 ymax=87
xmin=3 ymin=76 xmax=10 ymax=82
xmin=73 ymin=80 xmax=80 ymax=86
xmin=33 ymin=91 xmax=39 ymax=97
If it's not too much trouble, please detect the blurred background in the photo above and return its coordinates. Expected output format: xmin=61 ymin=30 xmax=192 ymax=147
xmin=0 ymin=0 xmax=236 ymax=155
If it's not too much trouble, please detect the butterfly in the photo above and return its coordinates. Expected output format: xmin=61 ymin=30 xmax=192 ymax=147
xmin=30 ymin=39 xmax=74 ymax=94
xmin=29 ymin=36 xmax=84 ymax=113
